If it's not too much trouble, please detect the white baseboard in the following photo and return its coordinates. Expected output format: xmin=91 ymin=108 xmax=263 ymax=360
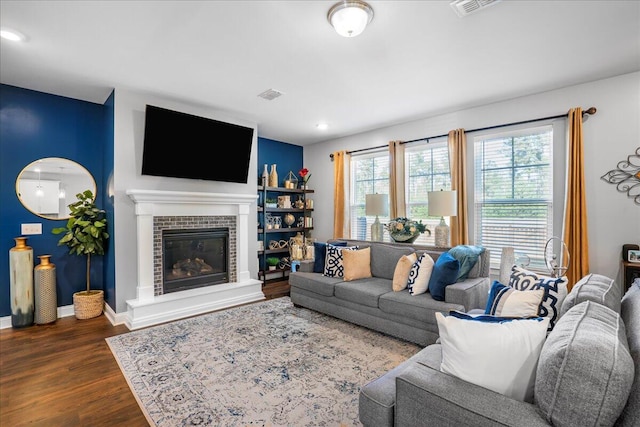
xmin=0 ymin=304 xmax=75 ymax=329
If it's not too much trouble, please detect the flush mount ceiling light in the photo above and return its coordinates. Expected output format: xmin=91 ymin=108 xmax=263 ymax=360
xmin=316 ymin=123 xmax=329 ymax=130
xmin=327 ymin=0 xmax=374 ymax=38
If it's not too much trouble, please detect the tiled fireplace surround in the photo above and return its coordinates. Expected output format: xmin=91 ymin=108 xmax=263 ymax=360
xmin=125 ymin=189 xmax=264 ymax=330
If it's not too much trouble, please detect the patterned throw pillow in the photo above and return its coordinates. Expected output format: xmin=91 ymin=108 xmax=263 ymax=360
xmin=313 ymin=241 xmax=347 ymax=273
xmin=485 ymin=280 xmax=545 ymax=318
xmin=323 ymin=245 xmax=358 ymax=278
xmin=407 ymin=253 xmax=435 ymax=296
xmin=392 ymin=253 xmax=418 ymax=291
xmin=509 ymin=266 xmax=568 ymax=331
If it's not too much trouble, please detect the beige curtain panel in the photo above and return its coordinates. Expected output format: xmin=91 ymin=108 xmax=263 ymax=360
xmin=448 ymin=129 xmax=469 ymax=246
xmin=389 ymin=140 xmax=405 ymax=219
xmin=332 ymin=150 xmax=349 ymax=239
xmin=564 ymin=107 xmax=590 ymax=291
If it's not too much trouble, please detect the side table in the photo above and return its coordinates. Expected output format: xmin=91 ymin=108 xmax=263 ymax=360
xmin=622 ymin=260 xmax=640 ymax=291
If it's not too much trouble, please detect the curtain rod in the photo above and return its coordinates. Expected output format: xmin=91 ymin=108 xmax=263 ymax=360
xmin=329 ymin=107 xmax=596 ymax=159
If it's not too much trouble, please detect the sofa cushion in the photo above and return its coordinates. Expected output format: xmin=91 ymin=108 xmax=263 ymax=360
xmin=342 ymin=247 xmax=372 ymax=281
xmin=313 ymin=241 xmax=347 ymax=273
xmin=535 ymin=301 xmax=634 ymax=427
xmin=323 ymin=244 xmax=358 ymax=278
xmin=407 ymin=253 xmax=434 ymax=296
xmin=448 ymin=245 xmax=485 ymax=281
xmin=485 ymin=280 xmax=545 ymax=318
xmin=428 ymin=252 xmax=460 ymax=301
xmin=379 ymin=290 xmax=464 ymax=324
xmin=561 ymin=273 xmax=622 ymax=315
xmin=509 ymin=266 xmax=568 ymax=331
xmin=288 ymin=272 xmax=342 ymax=297
xmin=370 ymin=244 xmax=416 ymax=280
xmin=392 ymin=253 xmax=417 ymax=292
xmin=617 ymin=280 xmax=640 ymax=426
xmin=333 ymin=278 xmax=391 ymax=308
xmin=436 ymin=311 xmax=549 ymax=402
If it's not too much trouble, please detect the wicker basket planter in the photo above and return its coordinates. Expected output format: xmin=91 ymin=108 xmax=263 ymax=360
xmin=73 ymin=290 xmax=104 ymax=319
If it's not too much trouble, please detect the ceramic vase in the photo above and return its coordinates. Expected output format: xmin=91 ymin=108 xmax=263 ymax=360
xmin=9 ymin=237 xmax=34 ymax=328
xmin=261 ymin=164 xmax=269 ymax=186
xmin=269 ymin=164 xmax=278 ymax=187
xmin=34 ymin=255 xmax=58 ymax=325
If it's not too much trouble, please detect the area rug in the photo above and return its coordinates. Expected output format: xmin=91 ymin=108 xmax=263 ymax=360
xmin=106 ymin=297 xmax=420 ymax=426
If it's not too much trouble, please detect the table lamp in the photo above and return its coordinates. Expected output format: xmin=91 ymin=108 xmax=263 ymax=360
xmin=428 ymin=190 xmax=457 ymax=247
xmin=366 ymin=193 xmax=388 ymax=242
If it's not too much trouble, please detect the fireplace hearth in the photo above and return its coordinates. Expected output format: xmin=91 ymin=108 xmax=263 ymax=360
xmin=163 ymin=228 xmax=229 ymax=294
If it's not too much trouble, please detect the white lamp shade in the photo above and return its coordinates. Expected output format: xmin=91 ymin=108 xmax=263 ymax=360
xmin=328 ymin=1 xmax=374 ymax=37
xmin=428 ymin=190 xmax=457 ymax=217
xmin=365 ymin=193 xmax=389 ymax=216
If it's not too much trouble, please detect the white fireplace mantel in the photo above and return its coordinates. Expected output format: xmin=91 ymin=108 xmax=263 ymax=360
xmin=125 ymin=189 xmax=263 ymax=330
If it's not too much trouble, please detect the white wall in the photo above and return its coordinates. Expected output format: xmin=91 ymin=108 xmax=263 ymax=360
xmin=303 ymin=72 xmax=640 ymax=284
xmin=112 ymin=88 xmax=258 ymax=313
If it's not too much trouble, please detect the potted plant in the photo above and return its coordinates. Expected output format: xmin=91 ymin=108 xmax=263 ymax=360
xmin=52 ymin=189 xmax=109 ymax=319
xmin=266 ymin=257 xmax=280 ymax=271
xmin=265 ymin=198 xmax=278 ymax=208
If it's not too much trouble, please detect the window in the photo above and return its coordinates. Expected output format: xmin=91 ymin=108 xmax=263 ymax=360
xmin=405 ymin=141 xmax=451 ymax=245
xmin=350 ymin=151 xmax=389 ymax=240
xmin=473 ymin=125 xmax=553 ymax=271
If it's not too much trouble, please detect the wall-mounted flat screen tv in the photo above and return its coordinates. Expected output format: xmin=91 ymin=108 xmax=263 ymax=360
xmin=142 ymin=104 xmax=254 ymax=183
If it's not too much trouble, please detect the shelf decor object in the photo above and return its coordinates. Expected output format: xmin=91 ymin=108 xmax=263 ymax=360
xmin=9 ymin=236 xmax=35 ymax=328
xmin=34 ymin=254 xmax=57 ymax=324
xmin=386 ymin=218 xmax=428 ymax=244
xmin=366 ymin=193 xmax=388 ymax=242
xmin=269 ymin=164 xmax=278 ymax=187
xmin=428 ymin=190 xmax=457 ymax=248
xmin=284 ymin=171 xmax=298 ymax=189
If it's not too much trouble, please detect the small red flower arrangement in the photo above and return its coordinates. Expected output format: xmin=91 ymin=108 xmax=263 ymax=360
xmin=299 ymin=168 xmax=311 ymax=185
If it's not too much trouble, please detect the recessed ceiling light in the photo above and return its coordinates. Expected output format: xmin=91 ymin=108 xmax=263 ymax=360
xmin=316 ymin=123 xmax=329 ymax=130
xmin=0 ymin=28 xmax=26 ymax=42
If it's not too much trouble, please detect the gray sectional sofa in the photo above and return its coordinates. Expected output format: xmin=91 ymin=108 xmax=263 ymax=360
xmin=359 ymin=273 xmax=640 ymax=427
xmin=289 ymin=239 xmax=491 ymax=346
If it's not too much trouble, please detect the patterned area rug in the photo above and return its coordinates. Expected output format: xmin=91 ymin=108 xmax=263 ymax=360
xmin=106 ymin=297 xmax=420 ymax=426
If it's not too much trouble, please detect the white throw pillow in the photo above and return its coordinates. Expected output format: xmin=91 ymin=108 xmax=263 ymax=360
xmin=435 ymin=311 xmax=550 ymax=402
xmin=406 ymin=253 xmax=434 ymax=296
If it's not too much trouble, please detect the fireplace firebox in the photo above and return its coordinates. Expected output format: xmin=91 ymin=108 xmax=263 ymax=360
xmin=162 ymin=228 xmax=229 ymax=294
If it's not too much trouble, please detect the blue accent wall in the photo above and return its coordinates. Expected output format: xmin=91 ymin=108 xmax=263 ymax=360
xmin=0 ymin=86 xmax=303 ymax=319
xmin=0 ymin=84 xmax=108 ymax=317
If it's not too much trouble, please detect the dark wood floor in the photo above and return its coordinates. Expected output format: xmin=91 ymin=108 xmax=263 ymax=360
xmin=0 ymin=281 xmax=289 ymax=427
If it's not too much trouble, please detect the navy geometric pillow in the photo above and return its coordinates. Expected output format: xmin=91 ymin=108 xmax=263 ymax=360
xmin=509 ymin=266 xmax=568 ymax=332
xmin=323 ymin=245 xmax=358 ymax=278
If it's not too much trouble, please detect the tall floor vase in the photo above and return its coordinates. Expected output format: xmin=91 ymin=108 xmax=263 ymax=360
xmin=9 ymin=237 xmax=34 ymax=328
xmin=34 ymin=255 xmax=57 ymax=324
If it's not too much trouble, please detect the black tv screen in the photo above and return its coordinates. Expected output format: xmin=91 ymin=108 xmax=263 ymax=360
xmin=142 ymin=105 xmax=254 ymax=183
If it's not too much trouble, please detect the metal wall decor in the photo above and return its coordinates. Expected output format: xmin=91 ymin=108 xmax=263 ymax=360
xmin=600 ymin=147 xmax=640 ymax=205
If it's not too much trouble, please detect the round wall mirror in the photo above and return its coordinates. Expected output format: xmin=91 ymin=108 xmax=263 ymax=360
xmin=16 ymin=157 xmax=97 ymax=220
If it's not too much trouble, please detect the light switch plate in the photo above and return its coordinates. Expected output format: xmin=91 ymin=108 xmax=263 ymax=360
xmin=21 ymin=223 xmax=42 ymax=235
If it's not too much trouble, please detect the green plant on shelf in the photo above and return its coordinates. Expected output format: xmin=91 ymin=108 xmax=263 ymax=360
xmin=266 ymin=257 xmax=280 ymax=270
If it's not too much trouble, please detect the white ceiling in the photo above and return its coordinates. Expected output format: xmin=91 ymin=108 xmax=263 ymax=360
xmin=1 ymin=1 xmax=639 ymax=146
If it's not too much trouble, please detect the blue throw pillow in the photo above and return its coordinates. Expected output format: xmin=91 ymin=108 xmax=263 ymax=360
xmin=448 ymin=245 xmax=485 ymax=281
xmin=313 ymin=241 xmax=347 ymax=273
xmin=428 ymin=252 xmax=460 ymax=301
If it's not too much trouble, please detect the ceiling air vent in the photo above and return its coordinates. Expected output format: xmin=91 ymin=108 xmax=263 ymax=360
xmin=257 ymin=88 xmax=284 ymax=101
xmin=450 ymin=0 xmax=501 ymax=17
